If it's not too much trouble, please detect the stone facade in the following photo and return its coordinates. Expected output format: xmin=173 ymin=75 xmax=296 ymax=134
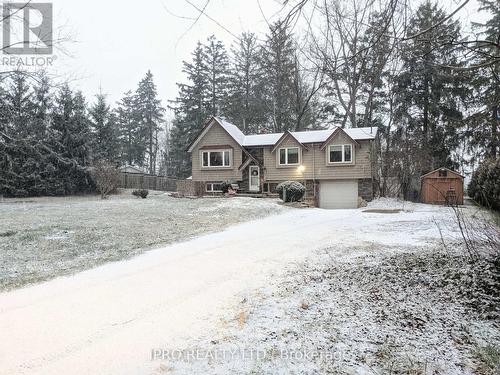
xmin=358 ymin=178 xmax=374 ymax=201
xmin=176 ymin=180 xmax=205 ymax=197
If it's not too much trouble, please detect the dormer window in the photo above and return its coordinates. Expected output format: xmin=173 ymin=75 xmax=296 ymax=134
xmin=279 ymin=147 xmax=300 ymax=165
xmin=329 ymin=144 xmax=352 ymax=163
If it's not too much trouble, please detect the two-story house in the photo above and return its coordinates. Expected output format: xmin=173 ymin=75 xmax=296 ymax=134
xmin=187 ymin=117 xmax=379 ymax=209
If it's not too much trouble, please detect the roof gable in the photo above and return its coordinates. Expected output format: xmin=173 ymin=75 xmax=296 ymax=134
xmin=186 ymin=118 xmax=378 ymax=152
xmin=420 ymin=168 xmax=464 ymax=179
xmin=271 ymin=131 xmax=308 ymax=153
xmin=187 ymin=117 xmax=245 ymax=152
xmin=319 ymin=127 xmax=359 ymax=150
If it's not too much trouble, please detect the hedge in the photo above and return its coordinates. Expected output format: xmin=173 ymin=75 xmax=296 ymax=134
xmin=468 ymin=158 xmax=500 ymax=210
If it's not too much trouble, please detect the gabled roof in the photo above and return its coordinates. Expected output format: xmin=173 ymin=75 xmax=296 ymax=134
xmin=319 ymin=127 xmax=359 ymax=150
xmin=420 ymin=168 xmax=465 ymax=179
xmin=238 ymin=149 xmax=261 ymax=171
xmin=271 ymin=131 xmax=309 ymax=153
xmin=215 ymin=117 xmax=245 ymax=145
xmin=119 ymin=165 xmax=145 ymax=174
xmin=187 ymin=116 xmax=245 ymax=152
xmin=242 ymin=127 xmax=377 ymax=147
xmin=187 ymin=117 xmax=378 ymax=152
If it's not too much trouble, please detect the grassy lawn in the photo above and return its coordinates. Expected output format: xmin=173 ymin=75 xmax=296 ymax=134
xmin=0 ymin=191 xmax=286 ymax=291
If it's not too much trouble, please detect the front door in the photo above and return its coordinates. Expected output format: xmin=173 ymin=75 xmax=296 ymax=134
xmin=249 ymin=165 xmax=260 ymax=192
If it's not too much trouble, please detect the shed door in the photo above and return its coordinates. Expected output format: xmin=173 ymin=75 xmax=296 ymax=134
xmin=319 ymin=180 xmax=358 ymax=209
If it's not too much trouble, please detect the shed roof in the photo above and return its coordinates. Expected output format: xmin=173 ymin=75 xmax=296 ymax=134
xmin=420 ymin=167 xmax=465 ymax=179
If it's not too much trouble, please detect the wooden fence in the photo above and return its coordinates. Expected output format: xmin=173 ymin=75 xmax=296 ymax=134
xmin=119 ymin=173 xmax=177 ymax=192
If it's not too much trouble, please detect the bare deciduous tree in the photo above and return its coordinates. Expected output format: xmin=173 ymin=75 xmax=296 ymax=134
xmin=92 ymin=161 xmax=120 ymax=199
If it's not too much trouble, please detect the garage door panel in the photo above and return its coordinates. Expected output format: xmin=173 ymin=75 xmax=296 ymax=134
xmin=320 ymin=180 xmax=358 ymax=209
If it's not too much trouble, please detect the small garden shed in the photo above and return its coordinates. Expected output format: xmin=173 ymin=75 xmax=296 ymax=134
xmin=420 ymin=168 xmax=464 ymax=205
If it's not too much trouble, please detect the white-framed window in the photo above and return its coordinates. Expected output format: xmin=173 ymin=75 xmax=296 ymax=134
xmin=278 ymin=147 xmax=300 ymax=165
xmin=328 ymin=144 xmax=353 ymax=163
xmin=206 ymin=182 xmax=222 ymax=192
xmin=201 ymin=150 xmax=231 ymax=168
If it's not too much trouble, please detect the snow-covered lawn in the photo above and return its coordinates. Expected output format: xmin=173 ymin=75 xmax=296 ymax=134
xmin=0 ymin=192 xmax=288 ymax=290
xmin=0 ymin=198 xmax=498 ymax=374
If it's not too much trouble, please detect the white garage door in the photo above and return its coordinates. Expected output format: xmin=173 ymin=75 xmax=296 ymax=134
xmin=319 ymin=180 xmax=358 ymax=209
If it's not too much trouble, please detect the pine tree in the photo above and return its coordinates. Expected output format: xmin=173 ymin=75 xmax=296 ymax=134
xmin=0 ymin=78 xmax=93 ymax=197
xmin=169 ymin=42 xmax=211 ymax=177
xmin=465 ymin=0 xmax=500 ymax=160
xmin=115 ymin=90 xmax=141 ymax=166
xmin=0 ymin=81 xmax=8 ymax=134
xmin=89 ymin=92 xmax=119 ymax=163
xmin=31 ymin=74 xmax=52 ymax=139
xmin=135 ymin=70 xmax=165 ymax=174
xmin=358 ymin=12 xmax=394 ymax=128
xmin=227 ymin=32 xmax=265 ymax=132
xmin=395 ymin=1 xmax=465 ymax=172
xmin=204 ymin=35 xmax=229 ymax=116
xmin=260 ymin=21 xmax=298 ymax=132
xmin=4 ymin=72 xmax=34 ymax=138
xmin=50 ymin=84 xmax=93 ymax=193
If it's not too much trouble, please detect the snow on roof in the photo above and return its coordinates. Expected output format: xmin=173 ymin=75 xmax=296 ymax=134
xmin=343 ymin=127 xmax=379 ymax=140
xmin=215 ymin=117 xmax=246 ymax=145
xmin=241 ymin=127 xmax=377 ymax=147
xmin=292 ymin=129 xmax=336 ymax=144
xmin=243 ymin=133 xmax=283 ymax=146
xmin=196 ymin=118 xmax=378 ymax=149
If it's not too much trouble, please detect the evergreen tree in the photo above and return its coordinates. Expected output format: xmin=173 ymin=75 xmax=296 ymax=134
xmin=260 ymin=21 xmax=298 ymax=132
xmin=0 ymin=81 xmax=8 ymax=134
xmin=4 ymin=72 xmax=34 ymax=138
xmin=169 ymin=43 xmax=211 ymax=177
xmin=227 ymin=32 xmax=266 ymax=132
xmin=50 ymin=84 xmax=93 ymax=193
xmin=465 ymin=0 xmax=500 ymax=160
xmin=89 ymin=92 xmax=119 ymax=163
xmin=358 ymin=12 xmax=394 ymax=128
xmin=204 ymin=35 xmax=229 ymax=116
xmin=135 ymin=70 xmax=165 ymax=174
xmin=395 ymin=1 xmax=465 ymax=172
xmin=0 ymin=78 xmax=93 ymax=197
xmin=115 ymin=90 xmax=141 ymax=166
xmin=31 ymin=74 xmax=52 ymax=139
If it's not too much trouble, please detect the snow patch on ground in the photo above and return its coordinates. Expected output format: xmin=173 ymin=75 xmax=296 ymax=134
xmin=164 ymin=245 xmax=499 ymax=375
xmin=0 ymin=195 xmax=287 ymax=290
xmin=1 ymin=199 xmax=497 ymax=374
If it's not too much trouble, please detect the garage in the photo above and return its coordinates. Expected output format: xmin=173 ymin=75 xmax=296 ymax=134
xmin=319 ymin=180 xmax=358 ymax=209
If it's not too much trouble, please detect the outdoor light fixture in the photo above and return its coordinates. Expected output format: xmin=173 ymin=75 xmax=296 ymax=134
xmin=297 ymin=165 xmax=305 ymax=173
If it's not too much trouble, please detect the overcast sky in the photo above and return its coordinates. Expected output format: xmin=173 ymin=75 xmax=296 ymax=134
xmin=49 ymin=0 xmax=283 ymax=108
xmin=5 ymin=0 xmax=489 ymax=110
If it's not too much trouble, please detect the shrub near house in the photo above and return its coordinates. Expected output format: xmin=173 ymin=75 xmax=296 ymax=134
xmin=276 ymin=181 xmax=306 ymax=202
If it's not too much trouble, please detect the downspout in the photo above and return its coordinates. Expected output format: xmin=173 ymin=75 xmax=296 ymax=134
xmin=371 ymin=139 xmax=374 ymax=200
xmin=312 ymin=143 xmax=316 ymax=204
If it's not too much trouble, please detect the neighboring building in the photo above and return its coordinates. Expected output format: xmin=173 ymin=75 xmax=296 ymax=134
xmin=187 ymin=117 xmax=379 ymax=209
xmin=119 ymin=165 xmax=146 ymax=174
xmin=420 ymin=168 xmax=464 ymax=205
